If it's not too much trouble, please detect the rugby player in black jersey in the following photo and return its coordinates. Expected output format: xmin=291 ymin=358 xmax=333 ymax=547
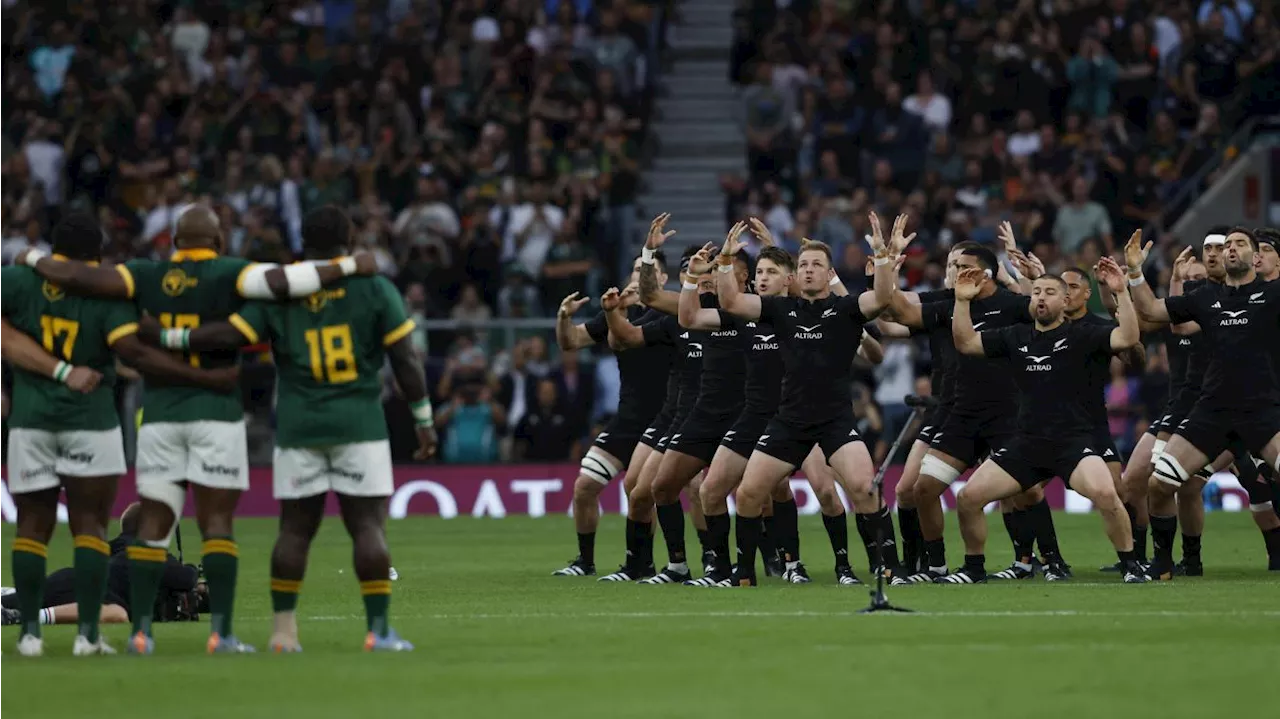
xmin=716 ymin=213 xmax=907 ymax=587
xmin=1250 ymin=227 xmax=1280 ymax=569
xmin=551 ymin=244 xmax=672 ymax=577
xmin=938 ymin=259 xmax=1149 ymax=584
xmin=884 ymin=243 xmax=1043 ymax=583
xmin=1127 ymin=228 xmax=1280 ymax=580
xmin=686 ymin=225 xmax=887 ymax=586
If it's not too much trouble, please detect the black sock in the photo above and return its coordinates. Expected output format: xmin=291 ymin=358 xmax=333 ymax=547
xmin=705 ymin=513 xmax=732 ymax=573
xmin=963 ymin=553 xmax=985 ymax=574
xmin=696 ymin=528 xmax=711 ymax=557
xmin=1134 ymin=524 xmax=1148 ymax=563
xmin=924 ymin=538 xmax=947 ymax=569
xmin=1003 ymin=510 xmax=1032 ymax=561
xmin=897 ymin=507 xmax=922 ymax=571
xmin=854 ymin=512 xmax=876 ymax=569
xmin=624 ymin=519 xmax=639 ymax=570
xmin=874 ymin=508 xmax=900 ymax=571
xmin=655 ymin=502 xmax=687 ymax=565
xmin=1181 ymin=533 xmax=1202 ymax=561
xmin=625 ymin=519 xmax=655 ymax=571
xmin=1117 ymin=548 xmax=1138 ymax=563
xmin=1263 ymin=526 xmax=1280 ymax=558
xmin=773 ymin=498 xmax=800 ymax=563
xmin=1151 ymin=514 xmax=1178 ymax=563
xmin=577 ymin=532 xmax=595 ymax=566
xmin=735 ymin=515 xmax=763 ymax=579
xmin=1027 ymin=499 xmax=1061 ymax=561
xmin=759 ymin=514 xmax=778 ymax=568
xmin=822 ymin=512 xmax=850 ymax=567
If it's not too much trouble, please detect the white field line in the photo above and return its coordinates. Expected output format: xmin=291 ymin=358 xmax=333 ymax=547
xmin=284 ymin=608 xmax=1280 ymax=622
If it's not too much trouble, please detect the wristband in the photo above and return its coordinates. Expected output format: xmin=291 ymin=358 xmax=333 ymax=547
xmin=1128 ymin=273 xmax=1146 ymax=287
xmin=22 ymin=249 xmax=49 ymax=267
xmin=873 ymin=256 xmax=891 ymax=267
xmin=717 ymin=264 xmax=733 ymax=274
xmin=52 ymin=361 xmax=72 ymax=384
xmin=411 ymin=398 xmax=434 ymax=427
xmin=160 ymin=328 xmax=191 ymax=350
xmin=682 ymin=281 xmax=697 ymax=291
xmin=641 ymin=247 xmax=655 ymax=265
xmin=336 ymin=256 xmax=359 ymax=275
xmin=829 ymin=276 xmax=841 ymax=286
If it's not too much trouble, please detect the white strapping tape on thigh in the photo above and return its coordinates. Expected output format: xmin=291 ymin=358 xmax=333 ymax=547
xmin=1153 ymin=453 xmax=1190 ymax=487
xmin=920 ymin=454 xmax=962 ymax=486
xmin=580 ymin=447 xmax=622 ymax=485
xmin=1249 ymin=502 xmax=1274 ymax=513
xmin=136 ymin=478 xmax=186 ymax=545
xmin=1151 ymin=439 xmax=1166 ymax=460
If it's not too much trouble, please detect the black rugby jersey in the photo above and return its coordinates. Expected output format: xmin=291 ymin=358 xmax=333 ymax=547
xmin=1165 ymin=277 xmax=1280 ymax=409
xmin=741 ymin=316 xmax=783 ymax=415
xmin=692 ymin=294 xmax=747 ymax=416
xmin=982 ymin=320 xmax=1117 ymax=439
xmin=915 ymin=288 xmax=957 ymax=405
xmin=586 ymin=306 xmax=673 ymax=426
xmin=920 ymin=287 xmax=1032 ymax=414
xmin=1072 ymin=312 xmax=1118 ymax=429
xmin=758 ymin=292 xmax=871 ymax=424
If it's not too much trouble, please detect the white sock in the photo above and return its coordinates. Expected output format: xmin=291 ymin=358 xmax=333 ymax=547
xmin=785 ymin=560 xmax=800 ymax=571
xmin=39 ymin=608 xmax=55 ymax=625
xmin=667 ymin=562 xmax=688 ymax=573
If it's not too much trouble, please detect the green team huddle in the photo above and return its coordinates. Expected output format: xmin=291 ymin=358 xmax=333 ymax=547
xmin=2 ymin=206 xmax=435 ymax=658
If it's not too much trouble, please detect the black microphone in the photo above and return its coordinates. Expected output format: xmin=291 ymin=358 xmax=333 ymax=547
xmin=904 ymin=395 xmax=939 ymax=409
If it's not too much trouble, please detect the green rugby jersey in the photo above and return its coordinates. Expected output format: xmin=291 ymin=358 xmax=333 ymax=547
xmin=1 ymin=264 xmax=137 ymax=432
xmin=118 ymin=249 xmax=254 ymax=424
xmin=230 ymin=273 xmax=414 ymax=448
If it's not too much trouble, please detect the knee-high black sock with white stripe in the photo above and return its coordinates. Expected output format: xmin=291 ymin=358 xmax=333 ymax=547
xmin=1026 ymin=499 xmax=1061 ymax=561
xmin=655 ymin=502 xmax=686 ymax=566
xmin=822 ymin=512 xmax=849 ymax=568
xmin=735 ymin=515 xmax=763 ymax=580
xmin=772 ymin=498 xmax=800 ymax=563
xmin=704 ymin=513 xmax=732 ymax=573
xmin=1151 ymin=514 xmax=1178 ymax=564
xmin=897 ymin=507 xmax=922 ymax=571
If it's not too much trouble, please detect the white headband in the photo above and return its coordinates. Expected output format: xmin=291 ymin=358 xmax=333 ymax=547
xmin=1203 ymin=234 xmax=1227 ymax=246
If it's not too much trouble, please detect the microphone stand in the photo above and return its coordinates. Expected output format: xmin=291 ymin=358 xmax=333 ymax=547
xmin=858 ymin=395 xmax=936 ymax=615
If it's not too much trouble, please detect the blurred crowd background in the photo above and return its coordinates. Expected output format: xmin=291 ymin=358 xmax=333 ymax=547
xmin=2 ymin=0 xmax=1272 ymax=466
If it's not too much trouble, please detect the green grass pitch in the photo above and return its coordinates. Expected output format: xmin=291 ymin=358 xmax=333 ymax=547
xmin=3 ymin=511 xmax=1277 ymax=718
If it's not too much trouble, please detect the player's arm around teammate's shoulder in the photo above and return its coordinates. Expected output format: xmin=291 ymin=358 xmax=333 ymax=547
xmin=16 ymin=247 xmax=135 ymax=299
xmin=0 ymin=317 xmax=102 ymax=393
xmin=236 ymin=252 xmax=379 ymax=300
xmin=112 ymin=321 xmax=239 ymax=393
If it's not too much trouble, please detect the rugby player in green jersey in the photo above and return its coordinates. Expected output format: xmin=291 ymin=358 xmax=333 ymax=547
xmin=15 ymin=205 xmax=377 ymax=655
xmin=178 ymin=206 xmax=436 ymax=652
xmin=4 ymin=212 xmax=239 ymax=657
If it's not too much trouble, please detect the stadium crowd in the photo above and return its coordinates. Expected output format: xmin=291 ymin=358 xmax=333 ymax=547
xmin=2 ymin=0 xmax=1270 ymax=465
xmin=723 ymin=0 xmax=1273 ymax=451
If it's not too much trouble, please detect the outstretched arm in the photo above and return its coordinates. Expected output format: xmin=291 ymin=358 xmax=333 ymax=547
xmin=1097 ymin=258 xmax=1140 ymax=351
xmin=112 ymin=334 xmax=239 ymax=393
xmin=1122 ymin=230 xmax=1172 ymax=324
xmin=638 ymin=212 xmax=680 ymax=315
xmin=679 ymin=242 xmax=724 ymax=329
xmin=601 ymin=288 xmax=646 ymax=350
xmin=715 ymin=229 xmax=761 ymax=319
xmin=386 ymin=336 xmax=438 ymax=460
xmin=21 ymin=253 xmax=132 ymax=299
xmin=951 ymin=268 xmax=987 ymax=356
xmin=555 ymin=292 xmax=597 ymax=350
xmin=857 ymin=330 xmax=884 ymax=364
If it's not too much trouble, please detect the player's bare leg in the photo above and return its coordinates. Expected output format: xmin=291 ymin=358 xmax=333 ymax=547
xmin=1117 ymin=431 xmax=1162 ymax=567
xmin=600 ymin=449 xmax=664 ymax=581
xmin=802 ymin=445 xmax=861 ymax=584
xmin=899 ymin=450 xmax=966 ymax=582
xmin=1148 ymin=435 xmax=1211 ymax=579
xmin=895 ymin=439 xmax=930 ymax=573
xmin=946 ymin=460 xmax=1022 ymax=583
xmin=695 ymin=447 xmax=750 ymax=585
xmin=641 ymin=450 xmax=708 ymax=583
xmin=337 ymin=495 xmax=409 ymax=651
xmin=126 ymin=498 xmax=177 ymax=653
xmin=990 ymin=488 xmax=1041 ymax=581
xmin=63 ymin=474 xmax=119 ymax=655
xmin=687 ymin=473 xmax=709 ymax=567
xmin=191 ymin=485 xmax=252 ymax=652
xmin=556 ymin=445 xmax=627 ymax=576
xmin=733 ymin=452 xmax=798 ymax=585
xmin=827 ymin=440 xmax=900 ymax=578
xmin=268 ymin=495 xmax=325 ymax=652
xmin=1067 ymin=458 xmax=1147 ymax=582
xmin=10 ymin=487 xmax=59 ymax=656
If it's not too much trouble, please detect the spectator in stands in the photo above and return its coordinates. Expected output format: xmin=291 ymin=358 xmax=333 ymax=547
xmin=437 ymin=377 xmax=505 ymax=465
xmin=513 ymin=379 xmax=579 ymax=461
xmin=1053 ymin=177 xmax=1113 ymax=255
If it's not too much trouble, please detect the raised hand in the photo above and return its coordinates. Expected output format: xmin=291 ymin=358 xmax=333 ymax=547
xmin=889 ymin=214 xmax=917 ymax=255
xmin=867 ymin=211 xmax=887 ymax=255
xmin=1123 ymin=229 xmax=1151 ymax=273
xmin=558 ymin=291 xmax=590 ymax=317
xmin=722 ymin=221 xmax=747 ymax=258
xmin=601 ymin=287 xmax=622 ymax=312
xmin=688 ymin=241 xmax=717 ymax=276
xmin=1094 ymin=256 xmax=1126 ymax=293
xmin=1171 ymin=246 xmax=1194 ymax=281
xmin=646 ymin=213 xmax=676 ymax=250
xmin=997 ymin=221 xmax=1018 ymax=254
xmin=955 ymin=266 xmax=985 ymax=301
xmin=746 ymin=217 xmax=775 ymax=247
xmin=618 ymin=282 xmax=641 ymax=308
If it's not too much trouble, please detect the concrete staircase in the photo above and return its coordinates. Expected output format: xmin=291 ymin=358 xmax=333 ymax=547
xmin=639 ymin=0 xmax=742 ymax=252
